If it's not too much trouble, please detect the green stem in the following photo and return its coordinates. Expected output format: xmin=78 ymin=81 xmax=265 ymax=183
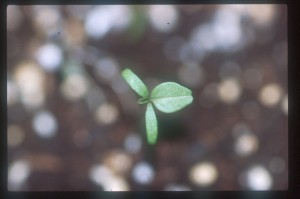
xmin=138 ymin=97 xmax=150 ymax=104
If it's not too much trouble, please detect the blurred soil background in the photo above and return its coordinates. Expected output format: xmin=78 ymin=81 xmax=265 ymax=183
xmin=7 ymin=5 xmax=287 ymax=191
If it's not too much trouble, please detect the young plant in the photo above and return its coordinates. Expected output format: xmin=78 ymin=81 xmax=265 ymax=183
xmin=121 ymin=68 xmax=193 ymax=145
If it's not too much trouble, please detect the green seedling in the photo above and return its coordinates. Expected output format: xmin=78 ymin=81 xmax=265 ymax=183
xmin=122 ymin=68 xmax=193 ymax=145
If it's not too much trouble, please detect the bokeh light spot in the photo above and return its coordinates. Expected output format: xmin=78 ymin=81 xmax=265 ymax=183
xmin=60 ymin=74 xmax=89 ymax=101
xmin=94 ymin=103 xmax=119 ymax=125
xmin=259 ymin=83 xmax=282 ymax=107
xmin=148 ymin=5 xmax=179 ymax=33
xmin=218 ymin=78 xmax=241 ymax=104
xmin=132 ymin=162 xmax=155 ymax=185
xmin=189 ymin=162 xmax=218 ymax=187
xmin=8 ymin=160 xmax=31 ymax=191
xmin=32 ymin=111 xmax=58 ymax=138
xmin=35 ymin=44 xmax=63 ymax=72
xmin=234 ymin=132 xmax=258 ymax=156
xmin=95 ymin=57 xmax=119 ymax=81
xmin=124 ymin=133 xmax=142 ymax=154
xmin=245 ymin=166 xmax=273 ymax=190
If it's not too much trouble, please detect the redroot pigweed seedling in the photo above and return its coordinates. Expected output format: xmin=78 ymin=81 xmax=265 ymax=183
xmin=121 ymin=68 xmax=193 ymax=145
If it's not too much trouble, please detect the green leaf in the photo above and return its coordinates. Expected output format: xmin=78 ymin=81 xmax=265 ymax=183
xmin=151 ymin=82 xmax=193 ymax=113
xmin=145 ymin=103 xmax=158 ymax=145
xmin=121 ymin=68 xmax=149 ymax=98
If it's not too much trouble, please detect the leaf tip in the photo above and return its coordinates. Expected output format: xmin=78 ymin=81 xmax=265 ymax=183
xmin=121 ymin=68 xmax=130 ymax=77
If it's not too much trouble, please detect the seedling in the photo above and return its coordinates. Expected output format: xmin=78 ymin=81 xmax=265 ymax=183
xmin=121 ymin=68 xmax=193 ymax=145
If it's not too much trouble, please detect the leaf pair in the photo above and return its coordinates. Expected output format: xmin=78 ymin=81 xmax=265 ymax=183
xmin=122 ymin=68 xmax=193 ymax=145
